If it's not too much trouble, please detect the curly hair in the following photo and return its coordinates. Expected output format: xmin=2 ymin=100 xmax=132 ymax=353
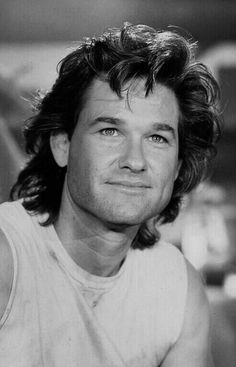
xmin=11 ymin=23 xmax=221 ymax=249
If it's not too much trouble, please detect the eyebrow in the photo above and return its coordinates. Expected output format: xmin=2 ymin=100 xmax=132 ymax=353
xmin=90 ymin=116 xmax=176 ymax=138
xmin=89 ymin=116 xmax=123 ymax=126
xmin=151 ymin=122 xmax=176 ymax=138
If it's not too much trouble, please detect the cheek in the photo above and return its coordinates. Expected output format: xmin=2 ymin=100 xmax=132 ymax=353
xmin=68 ymin=145 xmax=103 ymax=197
xmin=150 ymin=158 xmax=179 ymax=203
xmin=152 ymin=155 xmax=179 ymax=182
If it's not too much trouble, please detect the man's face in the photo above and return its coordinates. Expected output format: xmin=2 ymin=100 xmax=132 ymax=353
xmin=66 ymin=78 xmax=180 ymax=227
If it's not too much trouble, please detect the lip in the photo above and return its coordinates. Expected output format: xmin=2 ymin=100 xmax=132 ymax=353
xmin=106 ymin=180 xmax=151 ymax=188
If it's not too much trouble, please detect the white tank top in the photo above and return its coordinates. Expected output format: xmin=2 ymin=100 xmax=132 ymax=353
xmin=0 ymin=201 xmax=187 ymax=367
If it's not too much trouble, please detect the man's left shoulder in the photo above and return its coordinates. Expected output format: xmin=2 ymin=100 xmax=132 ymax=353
xmin=185 ymin=259 xmax=209 ymax=316
xmin=144 ymin=240 xmax=186 ymax=269
xmin=160 ymin=259 xmax=214 ymax=366
xmin=133 ymin=240 xmax=187 ymax=288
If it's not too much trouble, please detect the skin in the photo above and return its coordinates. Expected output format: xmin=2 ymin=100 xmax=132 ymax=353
xmin=0 ymin=78 xmax=214 ymax=366
xmin=161 ymin=260 xmax=214 ymax=367
xmin=52 ymin=79 xmax=181 ymax=276
xmin=0 ymin=229 xmax=14 ymax=319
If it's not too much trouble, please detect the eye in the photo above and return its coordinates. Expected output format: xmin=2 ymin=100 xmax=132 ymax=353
xmin=100 ymin=128 xmax=119 ymax=137
xmin=149 ymin=134 xmax=167 ymax=144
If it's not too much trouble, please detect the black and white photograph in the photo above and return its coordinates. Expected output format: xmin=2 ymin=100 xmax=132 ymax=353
xmin=0 ymin=1 xmax=235 ymax=366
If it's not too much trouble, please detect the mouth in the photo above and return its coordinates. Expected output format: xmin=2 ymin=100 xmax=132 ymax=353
xmin=106 ymin=180 xmax=151 ymax=191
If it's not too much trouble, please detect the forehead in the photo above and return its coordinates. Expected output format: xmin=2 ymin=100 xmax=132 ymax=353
xmin=78 ymin=78 xmax=179 ymax=127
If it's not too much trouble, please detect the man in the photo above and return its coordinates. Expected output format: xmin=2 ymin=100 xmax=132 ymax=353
xmin=0 ymin=23 xmax=221 ymax=366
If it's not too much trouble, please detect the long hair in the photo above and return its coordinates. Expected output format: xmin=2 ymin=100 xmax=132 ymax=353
xmin=11 ymin=23 xmax=221 ymax=249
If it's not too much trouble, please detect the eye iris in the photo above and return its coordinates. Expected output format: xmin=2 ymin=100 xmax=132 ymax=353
xmin=104 ymin=129 xmax=115 ymax=135
xmin=152 ymin=135 xmax=161 ymax=142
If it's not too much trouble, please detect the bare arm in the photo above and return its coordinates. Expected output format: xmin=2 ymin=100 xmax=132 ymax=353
xmin=161 ymin=260 xmax=215 ymax=367
xmin=0 ymin=229 xmax=14 ymax=321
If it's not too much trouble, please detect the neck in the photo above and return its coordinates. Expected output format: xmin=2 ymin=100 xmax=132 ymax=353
xmin=54 ymin=184 xmax=139 ymax=277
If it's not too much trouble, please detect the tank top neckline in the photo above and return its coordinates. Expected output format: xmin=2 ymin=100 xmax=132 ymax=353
xmin=50 ymin=223 xmax=131 ymax=287
xmin=19 ymin=201 xmax=133 ymax=291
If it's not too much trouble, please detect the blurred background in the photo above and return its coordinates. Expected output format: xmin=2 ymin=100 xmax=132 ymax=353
xmin=0 ymin=0 xmax=235 ymax=365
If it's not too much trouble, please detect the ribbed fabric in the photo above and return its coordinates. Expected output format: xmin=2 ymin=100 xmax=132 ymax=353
xmin=0 ymin=201 xmax=187 ymax=367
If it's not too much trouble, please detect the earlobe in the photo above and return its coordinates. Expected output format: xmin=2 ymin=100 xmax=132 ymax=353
xmin=50 ymin=133 xmax=70 ymax=168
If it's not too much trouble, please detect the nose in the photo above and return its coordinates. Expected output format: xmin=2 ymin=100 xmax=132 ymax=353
xmin=119 ymin=137 xmax=147 ymax=172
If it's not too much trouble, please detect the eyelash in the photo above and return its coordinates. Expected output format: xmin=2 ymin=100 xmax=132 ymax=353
xmin=100 ymin=128 xmax=118 ymax=136
xmin=149 ymin=135 xmax=168 ymax=144
xmin=99 ymin=129 xmax=168 ymax=144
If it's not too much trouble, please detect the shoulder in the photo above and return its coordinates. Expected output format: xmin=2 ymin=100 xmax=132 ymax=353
xmin=185 ymin=260 xmax=212 ymax=346
xmin=184 ymin=260 xmax=210 ymax=341
xmin=161 ymin=259 xmax=214 ymax=366
xmin=0 ymin=200 xmax=26 ymax=222
xmin=0 ymin=201 xmax=22 ymax=322
xmin=140 ymin=240 xmax=187 ymax=279
xmin=0 ymin=228 xmax=14 ymax=321
xmin=185 ymin=259 xmax=208 ymax=309
xmin=0 ymin=200 xmax=42 ymax=234
xmin=131 ymin=241 xmax=188 ymax=313
xmin=131 ymin=240 xmax=187 ymax=285
xmin=138 ymin=239 xmax=185 ymax=262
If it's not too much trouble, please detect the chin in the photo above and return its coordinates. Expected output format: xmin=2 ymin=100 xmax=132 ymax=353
xmin=85 ymin=197 xmax=161 ymax=227
xmin=102 ymin=210 xmax=152 ymax=228
xmin=108 ymin=218 xmax=142 ymax=228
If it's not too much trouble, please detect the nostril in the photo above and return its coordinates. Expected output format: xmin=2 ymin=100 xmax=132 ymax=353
xmin=119 ymin=156 xmax=147 ymax=172
xmin=118 ymin=139 xmax=147 ymax=172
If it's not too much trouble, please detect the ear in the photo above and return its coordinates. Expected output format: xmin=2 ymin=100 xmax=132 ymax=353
xmin=175 ymin=159 xmax=182 ymax=180
xmin=50 ymin=132 xmax=70 ymax=167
